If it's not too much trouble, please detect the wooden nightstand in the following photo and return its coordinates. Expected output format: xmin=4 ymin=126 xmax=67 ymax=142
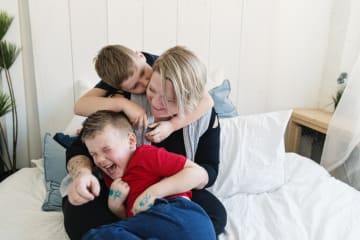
xmin=285 ymin=108 xmax=333 ymax=153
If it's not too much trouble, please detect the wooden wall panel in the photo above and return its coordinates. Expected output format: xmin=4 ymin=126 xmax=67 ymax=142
xmin=29 ymin=0 xmax=74 ymax=136
xmin=69 ymin=0 xmax=108 ymax=99
xmin=268 ymin=0 xmax=333 ymax=112
xmin=27 ymin=0 xmax=334 ymax=143
xmin=238 ymin=0 xmax=275 ymax=114
xmin=177 ymin=0 xmax=211 ymax=65
xmin=143 ymin=0 xmax=177 ymax=54
xmin=208 ymin=0 xmax=243 ymax=105
xmin=108 ymin=0 xmax=144 ymax=50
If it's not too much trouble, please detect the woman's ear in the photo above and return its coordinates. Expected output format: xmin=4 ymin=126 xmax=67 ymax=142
xmin=128 ymin=133 xmax=137 ymax=151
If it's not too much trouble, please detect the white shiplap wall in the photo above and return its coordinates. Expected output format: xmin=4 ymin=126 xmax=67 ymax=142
xmin=28 ymin=0 xmax=247 ymax=136
xmin=24 ymin=0 xmax=342 ymax=165
xmin=29 ymin=0 xmax=75 ymax=139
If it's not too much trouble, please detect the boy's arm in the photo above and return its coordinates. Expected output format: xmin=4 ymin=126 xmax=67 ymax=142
xmin=109 ymin=203 xmax=127 ymax=219
xmin=74 ymin=88 xmax=126 ymax=116
xmin=131 ymin=160 xmax=208 ymax=215
xmin=74 ymin=88 xmax=148 ymax=129
xmin=108 ymin=179 xmax=129 ymax=219
xmin=146 ymin=90 xmax=213 ymax=142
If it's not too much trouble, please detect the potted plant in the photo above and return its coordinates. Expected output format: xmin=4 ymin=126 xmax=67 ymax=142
xmin=0 ymin=91 xmax=13 ymax=179
xmin=0 ymin=10 xmax=20 ymax=176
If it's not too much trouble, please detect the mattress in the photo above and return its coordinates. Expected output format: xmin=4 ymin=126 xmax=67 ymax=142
xmin=0 ymin=153 xmax=359 ymax=240
xmin=219 ymin=153 xmax=360 ymax=240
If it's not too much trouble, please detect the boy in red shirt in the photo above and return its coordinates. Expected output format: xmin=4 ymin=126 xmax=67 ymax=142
xmin=80 ymin=110 xmax=215 ymax=240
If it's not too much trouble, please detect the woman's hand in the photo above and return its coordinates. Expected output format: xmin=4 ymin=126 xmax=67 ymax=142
xmin=67 ymin=171 xmax=100 ymax=206
xmin=146 ymin=121 xmax=174 ymax=143
xmin=131 ymin=189 xmax=157 ymax=216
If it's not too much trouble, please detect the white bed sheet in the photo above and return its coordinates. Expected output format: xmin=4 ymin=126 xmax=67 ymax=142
xmin=218 ymin=153 xmax=360 ymax=240
xmin=0 ymin=153 xmax=359 ymax=240
xmin=0 ymin=165 xmax=68 ymax=240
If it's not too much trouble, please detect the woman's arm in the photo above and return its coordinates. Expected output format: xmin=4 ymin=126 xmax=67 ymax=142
xmin=193 ymin=109 xmax=220 ymax=187
xmin=65 ymin=137 xmax=100 ymax=205
xmin=66 ymin=136 xmax=92 ymax=167
xmin=131 ymin=159 xmax=208 ymax=215
xmin=150 ymin=159 xmax=209 ymax=195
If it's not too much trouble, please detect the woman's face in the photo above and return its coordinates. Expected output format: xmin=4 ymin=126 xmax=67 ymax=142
xmin=146 ymin=71 xmax=178 ymax=120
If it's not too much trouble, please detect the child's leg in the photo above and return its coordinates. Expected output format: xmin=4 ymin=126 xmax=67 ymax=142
xmin=82 ymin=198 xmax=215 ymax=240
xmin=121 ymin=198 xmax=215 ymax=240
xmin=81 ymin=225 xmax=143 ymax=240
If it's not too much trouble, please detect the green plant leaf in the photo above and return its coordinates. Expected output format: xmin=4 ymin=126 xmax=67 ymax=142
xmin=0 ymin=40 xmax=20 ymax=70
xmin=0 ymin=11 xmax=13 ymax=40
xmin=0 ymin=91 xmax=12 ymax=117
xmin=332 ymin=86 xmax=345 ymax=109
xmin=0 ymin=10 xmax=18 ymax=173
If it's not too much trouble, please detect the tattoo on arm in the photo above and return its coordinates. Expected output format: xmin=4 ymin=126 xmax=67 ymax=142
xmin=109 ymin=189 xmax=122 ymax=199
xmin=139 ymin=193 xmax=153 ymax=208
xmin=67 ymin=156 xmax=92 ymax=178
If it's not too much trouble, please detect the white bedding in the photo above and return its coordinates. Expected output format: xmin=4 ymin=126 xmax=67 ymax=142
xmin=218 ymin=153 xmax=360 ymax=240
xmin=0 ymin=165 xmax=68 ymax=240
xmin=1 ymin=153 xmax=359 ymax=240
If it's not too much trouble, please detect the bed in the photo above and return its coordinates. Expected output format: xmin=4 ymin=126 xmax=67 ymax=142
xmin=1 ymin=110 xmax=360 ymax=240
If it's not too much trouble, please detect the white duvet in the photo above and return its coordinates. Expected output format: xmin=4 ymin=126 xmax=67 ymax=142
xmin=0 ymin=153 xmax=359 ymax=240
xmin=219 ymin=153 xmax=360 ymax=240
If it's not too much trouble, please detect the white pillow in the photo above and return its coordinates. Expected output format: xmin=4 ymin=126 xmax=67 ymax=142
xmin=64 ymin=115 xmax=86 ymax=135
xmin=209 ymin=110 xmax=292 ymax=197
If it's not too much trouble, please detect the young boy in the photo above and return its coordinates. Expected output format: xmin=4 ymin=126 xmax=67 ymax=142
xmin=75 ymin=44 xmax=213 ymax=143
xmin=80 ymin=110 xmax=216 ymax=240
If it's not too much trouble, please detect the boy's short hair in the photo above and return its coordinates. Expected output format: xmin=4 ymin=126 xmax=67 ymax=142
xmin=81 ymin=110 xmax=134 ymax=142
xmin=152 ymin=46 xmax=207 ymax=116
xmin=94 ymin=45 xmax=138 ymax=89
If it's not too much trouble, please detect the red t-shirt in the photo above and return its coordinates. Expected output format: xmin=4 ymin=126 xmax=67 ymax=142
xmin=104 ymin=145 xmax=192 ymax=217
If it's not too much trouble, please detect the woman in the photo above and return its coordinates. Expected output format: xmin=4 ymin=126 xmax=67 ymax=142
xmin=63 ymin=46 xmax=227 ymax=239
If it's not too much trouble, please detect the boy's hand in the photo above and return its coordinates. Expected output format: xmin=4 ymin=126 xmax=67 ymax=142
xmin=145 ymin=121 xmax=174 ymax=143
xmin=132 ymin=189 xmax=157 ymax=216
xmin=68 ymin=171 xmax=100 ymax=206
xmin=108 ymin=179 xmax=130 ymax=214
xmin=122 ymin=100 xmax=148 ymax=130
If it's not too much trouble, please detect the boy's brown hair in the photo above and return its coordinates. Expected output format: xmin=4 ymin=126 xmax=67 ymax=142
xmin=81 ymin=110 xmax=134 ymax=142
xmin=94 ymin=45 xmax=138 ymax=89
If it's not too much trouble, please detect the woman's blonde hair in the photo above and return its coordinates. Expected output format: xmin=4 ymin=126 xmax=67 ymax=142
xmin=152 ymin=46 xmax=207 ymax=116
xmin=94 ymin=45 xmax=138 ymax=89
xmin=81 ymin=110 xmax=133 ymax=142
